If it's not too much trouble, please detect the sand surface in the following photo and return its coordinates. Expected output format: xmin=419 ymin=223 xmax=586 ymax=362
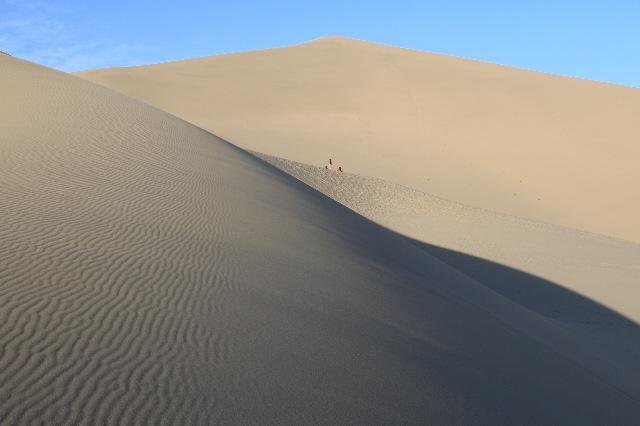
xmin=256 ymin=153 xmax=640 ymax=324
xmin=3 ymin=52 xmax=640 ymax=424
xmin=255 ymin=153 xmax=640 ymax=403
xmin=77 ymin=36 xmax=640 ymax=241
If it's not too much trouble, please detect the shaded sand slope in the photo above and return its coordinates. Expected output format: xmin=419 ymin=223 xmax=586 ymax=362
xmin=2 ymin=56 xmax=639 ymax=425
xmin=77 ymin=36 xmax=640 ymax=241
xmin=256 ymin=154 xmax=640 ymax=323
xmin=256 ymin=153 xmax=640 ymax=397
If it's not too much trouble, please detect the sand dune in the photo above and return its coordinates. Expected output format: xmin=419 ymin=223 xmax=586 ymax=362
xmin=77 ymin=36 xmax=640 ymax=242
xmin=256 ymin=153 xmax=640 ymax=323
xmin=255 ymin=152 xmax=640 ymax=399
xmin=3 ymin=53 xmax=640 ymax=424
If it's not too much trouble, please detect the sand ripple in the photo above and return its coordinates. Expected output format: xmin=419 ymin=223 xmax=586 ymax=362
xmin=2 ymin=55 xmax=639 ymax=425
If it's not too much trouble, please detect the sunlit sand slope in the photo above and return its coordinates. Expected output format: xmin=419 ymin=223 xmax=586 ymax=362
xmin=78 ymin=36 xmax=640 ymax=241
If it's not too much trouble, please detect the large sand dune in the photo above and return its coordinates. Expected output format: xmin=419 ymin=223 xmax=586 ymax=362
xmin=3 ymin=53 xmax=640 ymax=424
xmin=77 ymin=36 xmax=640 ymax=241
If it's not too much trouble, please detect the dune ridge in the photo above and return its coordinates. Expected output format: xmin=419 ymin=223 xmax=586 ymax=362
xmin=2 ymin=54 xmax=640 ymax=424
xmin=77 ymin=36 xmax=640 ymax=241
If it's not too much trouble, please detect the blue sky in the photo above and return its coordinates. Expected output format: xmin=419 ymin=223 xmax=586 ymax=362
xmin=1 ymin=0 xmax=638 ymax=87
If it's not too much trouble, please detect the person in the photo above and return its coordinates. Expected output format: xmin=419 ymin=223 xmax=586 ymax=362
xmin=338 ymin=166 xmax=342 ymax=172
xmin=325 ymin=158 xmax=332 ymax=170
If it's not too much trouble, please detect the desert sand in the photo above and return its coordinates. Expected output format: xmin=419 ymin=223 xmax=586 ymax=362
xmin=2 ymin=43 xmax=639 ymax=424
xmin=255 ymin=153 xmax=640 ymax=400
xmin=77 ymin=36 xmax=640 ymax=242
xmin=256 ymin=153 xmax=640 ymax=323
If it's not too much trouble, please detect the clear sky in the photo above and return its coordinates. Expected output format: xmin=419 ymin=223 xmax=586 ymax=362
xmin=1 ymin=0 xmax=639 ymax=87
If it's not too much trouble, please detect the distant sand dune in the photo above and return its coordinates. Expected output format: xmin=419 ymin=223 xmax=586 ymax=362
xmin=2 ymin=53 xmax=640 ymax=424
xmin=77 ymin=36 xmax=640 ymax=241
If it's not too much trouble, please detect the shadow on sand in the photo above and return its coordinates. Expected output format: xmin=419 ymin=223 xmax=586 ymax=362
xmin=408 ymin=237 xmax=640 ymax=407
xmin=411 ymin=239 xmax=638 ymax=328
xmin=242 ymin=146 xmax=640 ymax=422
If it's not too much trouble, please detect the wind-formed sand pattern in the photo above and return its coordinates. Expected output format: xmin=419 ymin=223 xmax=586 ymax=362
xmin=1 ymin=41 xmax=640 ymax=425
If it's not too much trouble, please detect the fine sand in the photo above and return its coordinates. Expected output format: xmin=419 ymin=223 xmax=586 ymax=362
xmin=255 ymin=153 xmax=640 ymax=399
xmin=77 ymin=36 xmax=640 ymax=242
xmin=256 ymin=153 xmax=640 ymax=324
xmin=3 ymin=52 xmax=640 ymax=424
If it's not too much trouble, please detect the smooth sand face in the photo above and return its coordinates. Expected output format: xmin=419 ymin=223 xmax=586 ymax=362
xmin=257 ymin=153 xmax=640 ymax=324
xmin=77 ymin=36 xmax=640 ymax=242
xmin=3 ymin=54 xmax=640 ymax=424
xmin=255 ymin=153 xmax=640 ymax=416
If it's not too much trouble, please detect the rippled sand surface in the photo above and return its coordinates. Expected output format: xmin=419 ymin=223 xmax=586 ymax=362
xmin=2 ymin=53 xmax=639 ymax=425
